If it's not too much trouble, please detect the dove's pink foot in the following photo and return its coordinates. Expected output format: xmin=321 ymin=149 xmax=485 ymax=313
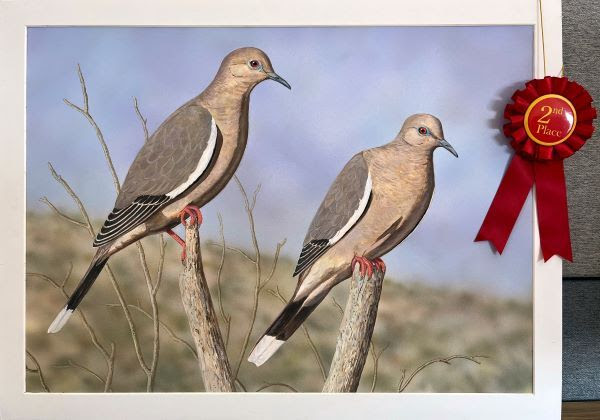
xmin=352 ymin=255 xmax=374 ymax=278
xmin=166 ymin=205 xmax=203 ymax=262
xmin=351 ymin=256 xmax=386 ymax=278
xmin=372 ymin=258 xmax=386 ymax=275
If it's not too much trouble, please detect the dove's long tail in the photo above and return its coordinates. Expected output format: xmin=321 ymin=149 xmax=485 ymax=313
xmin=47 ymin=254 xmax=108 ymax=333
xmin=248 ymin=293 xmax=325 ymax=366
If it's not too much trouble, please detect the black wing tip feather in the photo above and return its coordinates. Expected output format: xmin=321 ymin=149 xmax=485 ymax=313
xmin=292 ymin=239 xmax=330 ymax=277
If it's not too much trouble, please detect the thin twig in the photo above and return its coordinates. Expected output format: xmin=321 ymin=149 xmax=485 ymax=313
xmin=155 ymin=234 xmax=166 ymax=293
xmin=39 ymin=197 xmax=87 ymax=228
xmin=235 ymin=378 xmax=248 ymax=392
xmin=104 ymin=303 xmax=197 ymax=359
xmin=26 ymin=350 xmax=50 ymax=392
xmin=130 ymin=99 xmax=162 ymax=391
xmin=63 ymin=64 xmax=120 ymax=192
xmin=62 ymin=71 xmax=163 ymax=391
xmin=230 ymin=177 xmax=287 ymax=381
xmin=232 ymin=176 xmax=262 ymax=380
xmin=136 ymin=241 xmax=160 ymax=391
xmin=45 ymin=164 xmax=150 ymax=378
xmin=259 ymin=239 xmax=286 ymax=291
xmin=255 ymin=382 xmax=298 ymax=393
xmin=133 ymin=97 xmax=149 ymax=143
xmin=105 ymin=343 xmax=115 ymax=392
xmin=206 ymin=242 xmax=255 ymax=263
xmin=331 ymin=296 xmax=344 ymax=315
xmin=369 ymin=341 xmax=389 ymax=392
xmin=396 ymin=355 xmax=488 ymax=392
xmin=128 ymin=94 xmax=162 ymax=391
xmin=54 ymin=360 xmax=106 ymax=386
xmin=215 ymin=213 xmax=232 ymax=348
xmin=267 ymin=287 xmax=327 ymax=382
xmin=27 ymin=271 xmax=114 ymax=391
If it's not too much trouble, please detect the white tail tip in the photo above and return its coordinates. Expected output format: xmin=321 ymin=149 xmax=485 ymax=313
xmin=47 ymin=306 xmax=74 ymax=333
xmin=248 ymin=335 xmax=285 ymax=366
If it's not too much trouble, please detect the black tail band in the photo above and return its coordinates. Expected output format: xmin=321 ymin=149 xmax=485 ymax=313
xmin=66 ymin=258 xmax=108 ymax=310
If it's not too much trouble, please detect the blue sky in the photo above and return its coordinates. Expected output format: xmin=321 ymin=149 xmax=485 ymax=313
xmin=27 ymin=26 xmax=534 ymax=298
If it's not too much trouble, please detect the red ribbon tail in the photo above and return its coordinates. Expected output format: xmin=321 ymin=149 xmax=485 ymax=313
xmin=475 ymin=155 xmax=534 ymax=253
xmin=534 ymin=160 xmax=573 ymax=262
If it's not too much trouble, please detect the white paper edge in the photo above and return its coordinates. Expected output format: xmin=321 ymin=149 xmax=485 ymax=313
xmin=0 ymin=0 xmax=562 ymax=419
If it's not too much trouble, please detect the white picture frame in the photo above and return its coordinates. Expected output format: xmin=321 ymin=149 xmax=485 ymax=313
xmin=0 ymin=0 xmax=562 ymax=419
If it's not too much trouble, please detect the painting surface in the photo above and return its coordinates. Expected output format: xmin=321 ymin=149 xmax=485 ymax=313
xmin=26 ymin=26 xmax=533 ymax=392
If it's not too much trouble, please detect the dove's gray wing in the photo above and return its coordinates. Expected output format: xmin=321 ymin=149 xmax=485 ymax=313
xmin=93 ymin=102 xmax=219 ymax=247
xmin=293 ymin=152 xmax=372 ymax=276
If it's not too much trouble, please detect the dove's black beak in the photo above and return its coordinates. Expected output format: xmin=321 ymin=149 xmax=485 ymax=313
xmin=439 ymin=139 xmax=458 ymax=157
xmin=266 ymin=72 xmax=291 ymax=90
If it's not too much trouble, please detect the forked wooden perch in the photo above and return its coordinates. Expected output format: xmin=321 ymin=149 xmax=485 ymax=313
xmin=323 ymin=265 xmax=385 ymax=392
xmin=179 ymin=220 xmax=235 ymax=392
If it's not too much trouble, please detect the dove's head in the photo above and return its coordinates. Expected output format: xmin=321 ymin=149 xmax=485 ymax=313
xmin=218 ymin=47 xmax=291 ymax=91
xmin=399 ymin=114 xmax=458 ymax=157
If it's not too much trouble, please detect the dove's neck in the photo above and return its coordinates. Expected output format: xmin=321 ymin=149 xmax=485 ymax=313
xmin=388 ymin=139 xmax=434 ymax=166
xmin=199 ymin=75 xmax=255 ymax=111
xmin=197 ymin=77 xmax=253 ymax=149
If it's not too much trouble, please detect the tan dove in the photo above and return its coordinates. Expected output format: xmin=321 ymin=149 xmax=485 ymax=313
xmin=48 ymin=47 xmax=291 ymax=333
xmin=248 ymin=114 xmax=457 ymax=366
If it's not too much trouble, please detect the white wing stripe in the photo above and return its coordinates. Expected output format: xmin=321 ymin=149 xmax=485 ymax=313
xmin=329 ymin=173 xmax=372 ymax=245
xmin=166 ymin=117 xmax=218 ymax=199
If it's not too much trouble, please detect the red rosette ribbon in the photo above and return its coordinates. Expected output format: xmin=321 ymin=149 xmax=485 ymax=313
xmin=475 ymin=76 xmax=596 ymax=261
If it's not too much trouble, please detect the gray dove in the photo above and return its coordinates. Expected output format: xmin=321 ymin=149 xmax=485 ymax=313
xmin=248 ymin=114 xmax=457 ymax=366
xmin=48 ymin=47 xmax=291 ymax=333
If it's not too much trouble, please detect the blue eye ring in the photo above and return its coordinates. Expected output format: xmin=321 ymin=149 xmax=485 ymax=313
xmin=417 ymin=126 xmax=430 ymax=136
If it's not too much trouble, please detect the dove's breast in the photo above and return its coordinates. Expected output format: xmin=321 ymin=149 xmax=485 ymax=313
xmin=145 ymin=96 xmax=251 ymax=231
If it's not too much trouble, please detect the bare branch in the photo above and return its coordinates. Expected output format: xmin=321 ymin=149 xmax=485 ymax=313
xmin=259 ymin=239 xmax=287 ymax=291
xmin=232 ymin=176 xmax=262 ymax=380
xmin=154 ymin=234 xmax=166 ymax=293
xmin=61 ymin=262 xmax=73 ymax=289
xmin=54 ymin=360 xmax=106 ymax=386
xmin=63 ymin=64 xmax=120 ymax=192
xmin=396 ymin=355 xmax=488 ymax=392
xmin=179 ymin=221 xmax=235 ymax=391
xmin=58 ymin=80 xmax=165 ymax=391
xmin=369 ymin=341 xmax=389 ymax=392
xmin=27 ymin=271 xmax=114 ymax=390
xmin=47 ymin=162 xmax=95 ymax=236
xmin=206 ymin=241 xmax=255 ymax=263
xmin=323 ymin=265 xmax=384 ymax=392
xmin=130 ymin=97 xmax=162 ymax=392
xmin=136 ymin=241 xmax=160 ymax=391
xmin=215 ymin=213 xmax=232 ymax=347
xmin=133 ymin=97 xmax=149 ymax=143
xmin=256 ymin=382 xmax=298 ymax=392
xmin=105 ymin=343 xmax=116 ymax=392
xmin=105 ymin=303 xmax=197 ymax=360
xmin=235 ymin=378 xmax=248 ymax=392
xmin=44 ymin=163 xmax=150 ymax=378
xmin=26 ymin=350 xmax=51 ymax=392
xmin=39 ymin=197 xmax=87 ymax=228
xmin=331 ymin=296 xmax=344 ymax=315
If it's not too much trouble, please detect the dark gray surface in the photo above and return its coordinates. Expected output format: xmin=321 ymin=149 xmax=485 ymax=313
xmin=562 ymin=0 xmax=600 ymax=277
xmin=563 ymin=279 xmax=600 ymax=400
xmin=561 ymin=0 xmax=600 ymax=402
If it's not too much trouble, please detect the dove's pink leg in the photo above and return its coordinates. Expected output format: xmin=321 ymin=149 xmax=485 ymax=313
xmin=166 ymin=205 xmax=203 ymax=261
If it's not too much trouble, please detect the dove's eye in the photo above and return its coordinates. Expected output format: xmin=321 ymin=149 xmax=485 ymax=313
xmin=248 ymin=60 xmax=261 ymax=69
xmin=418 ymin=126 xmax=430 ymax=136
